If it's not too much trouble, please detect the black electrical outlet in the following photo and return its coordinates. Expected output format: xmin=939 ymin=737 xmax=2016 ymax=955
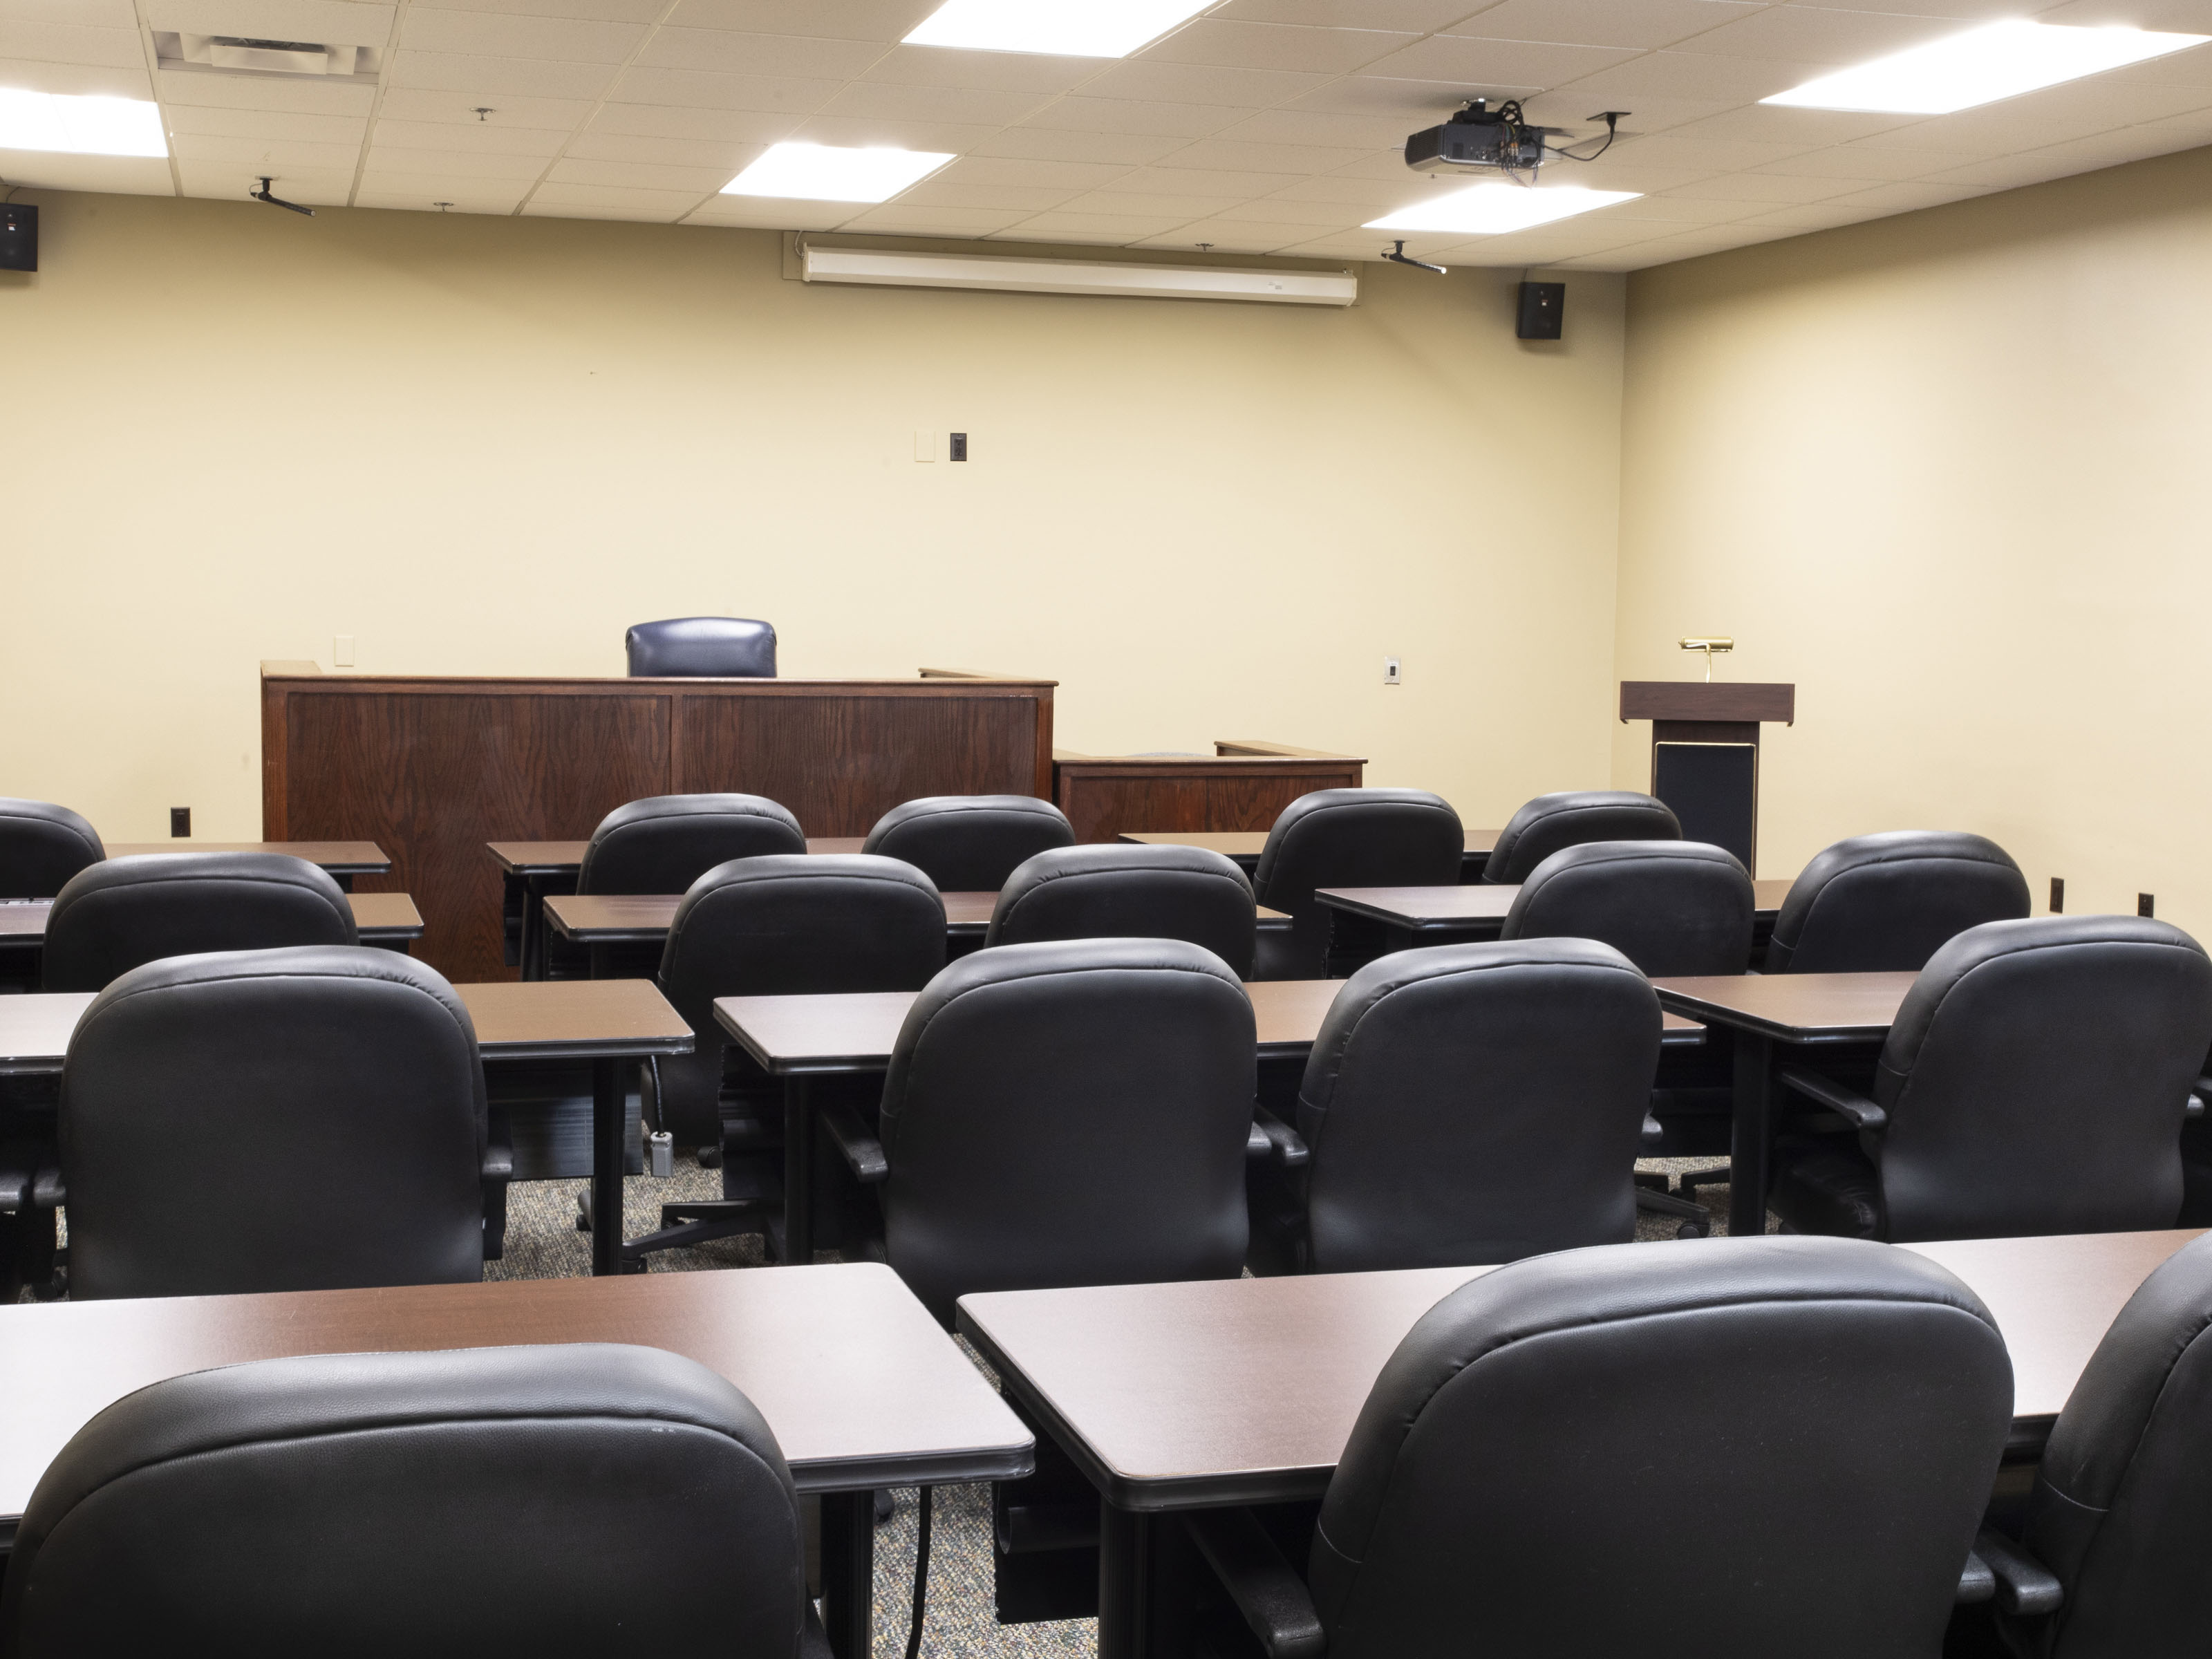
xmin=171 ymin=807 xmax=191 ymax=838
xmin=2139 ymin=892 xmax=2155 ymax=917
xmin=949 ymin=432 xmax=968 ymax=462
xmin=2049 ymin=877 xmax=2064 ymax=914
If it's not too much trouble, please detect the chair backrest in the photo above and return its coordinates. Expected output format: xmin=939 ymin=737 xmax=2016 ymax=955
xmin=42 ymin=852 xmax=355 ymax=993
xmin=1483 ymin=790 xmax=1680 ymax=885
xmin=0 ymin=1344 xmax=806 ymax=1658
xmin=1310 ymin=1236 xmax=2013 ymax=1659
xmin=1250 ymin=789 xmax=1463 ymax=980
xmin=60 ymin=946 xmax=488 ymax=1300
xmin=860 ymin=795 xmax=1074 ymax=894
xmin=2018 ymin=1231 xmax=2212 ymax=1659
xmin=1296 ymin=939 xmax=1661 ymax=1273
xmin=576 ymin=794 xmax=805 ymax=895
xmin=0 ymin=798 xmax=104 ymax=899
xmin=985 ymin=844 xmax=1257 ymax=977
xmin=624 ymin=616 xmax=776 ymax=677
xmin=1768 ymin=831 xmax=2030 ymax=973
xmin=652 ymin=854 xmax=947 ymax=1146
xmin=1499 ymin=840 xmax=1754 ymax=977
xmin=878 ymin=938 xmax=1255 ymax=1324
xmin=1871 ymin=916 xmax=2212 ymax=1241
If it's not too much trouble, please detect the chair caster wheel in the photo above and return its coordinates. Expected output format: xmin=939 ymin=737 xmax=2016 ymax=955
xmin=874 ymin=1488 xmax=895 ymax=1524
xmin=1677 ymin=1222 xmax=1708 ymax=1240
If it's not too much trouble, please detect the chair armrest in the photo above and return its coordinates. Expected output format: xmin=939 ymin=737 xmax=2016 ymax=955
xmin=1956 ymin=1552 xmax=1994 ymax=1604
xmin=819 ymin=1102 xmax=888 ymax=1185
xmin=1184 ymin=1508 xmax=1327 ymax=1659
xmin=1973 ymin=1528 xmax=2063 ymax=1616
xmin=32 ymin=1161 xmax=65 ymax=1210
xmin=1255 ymin=1109 xmax=1310 ymax=1170
xmin=1247 ymin=1123 xmax=1272 ymax=1163
xmin=1777 ymin=1065 xmax=1886 ymax=1132
xmin=2188 ymin=1076 xmax=2209 ymax=1117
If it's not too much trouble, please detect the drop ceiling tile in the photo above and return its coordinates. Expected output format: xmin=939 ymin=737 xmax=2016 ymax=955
xmin=1324 ymin=147 xmax=1442 ymax=177
xmin=1004 ymin=208 xmax=1202 ymax=236
xmin=1660 ymin=168 xmax=1879 ymax=200
xmin=606 ymin=64 xmax=838 ymax=109
xmin=1289 ymin=72 xmax=1546 ymax=116
xmin=1266 ymin=171 xmax=1427 ymax=202
xmin=587 ymin=101 xmax=800 ymax=140
xmin=0 ymin=0 xmax=137 ymax=28
xmin=1215 ymin=106 xmax=1426 ymax=147
xmin=143 ymin=0 xmax=393 ymax=42
xmin=421 ymin=0 xmax=666 ymax=22
xmin=1820 ymin=177 xmax=1993 ymax=211
xmin=859 ymin=43 xmax=1098 ymax=93
xmin=0 ymin=20 xmax=142 ymax=66
xmin=1021 ymin=96 xmax=1251 ymax=138
xmin=1138 ymin=20 xmax=1420 ymax=74
xmin=370 ymin=115 xmax=570 ymax=153
xmin=1514 ymin=90 xmax=1741 ymax=133
xmin=894 ymin=176 xmax=1085 ymax=209
xmin=1658 ymin=103 xmax=1922 ymax=147
xmin=165 ymin=105 xmax=368 ymax=142
xmin=545 ymin=154 xmax=732 ymax=189
xmin=1441 ymin=0 xmax=1761 ymax=51
xmin=787 ymin=113 xmax=999 ymax=149
xmin=1605 ymin=131 xmax=1825 ymax=169
xmin=969 ymin=125 xmax=1185 ymax=164
xmin=1359 ymin=35 xmax=1642 ymax=84
xmin=816 ymin=79 xmax=1053 ymax=125
xmin=1582 ymin=192 xmax=1763 ymax=222
xmin=682 ymin=193 xmax=854 ymax=227
xmin=1275 ymin=229 xmax=1420 ymax=255
xmin=1916 ymin=77 xmax=2212 ymax=147
xmin=1216 ymin=193 xmax=1373 ymax=223
xmin=1154 ymin=134 xmax=1371 ymax=171
xmin=171 ymin=131 xmax=364 ymax=167
xmin=659 ymin=0 xmax=933 ymax=39
xmin=1747 ymin=140 xmax=1959 ymax=180
xmin=176 ymin=157 xmax=354 ymax=200
xmin=1075 ymin=59 xmax=1335 ymax=108
xmin=0 ymin=147 xmax=171 ymax=192
xmin=1216 ymin=0 xmax=1489 ymax=30
xmin=1097 ymin=162 xmax=1307 ymax=194
xmin=1054 ymin=187 xmax=1244 ymax=216
xmin=837 ymin=203 xmax=1031 ymax=232
xmin=1730 ymin=200 xmax=1876 ymax=228
xmin=2035 ymin=0 xmax=2212 ymax=22
xmin=525 ymin=178 xmax=702 ymax=214
xmin=360 ymin=142 xmax=550 ymax=176
xmin=1126 ymin=227 xmax=1304 ymax=252
xmin=157 ymin=66 xmax=371 ymax=110
xmin=2079 ymin=40 xmax=2212 ymax=88
xmin=400 ymin=9 xmax=646 ymax=61
xmin=1801 ymin=0 xmax=2063 ymax=17
xmin=389 ymin=50 xmax=621 ymax=98
xmin=354 ymin=185 xmax=527 ymax=209
xmin=1552 ymin=49 xmax=1826 ymax=101
xmin=1671 ymin=7 xmax=1972 ymax=64
xmin=935 ymin=153 xmax=1135 ymax=189
xmin=637 ymin=28 xmax=888 ymax=78
xmin=562 ymin=129 xmax=755 ymax=166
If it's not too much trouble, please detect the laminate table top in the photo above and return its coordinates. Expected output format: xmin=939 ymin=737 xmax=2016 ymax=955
xmin=0 ymin=892 xmax=424 ymax=946
xmin=487 ymin=836 xmax=866 ymax=876
xmin=0 ymin=1262 xmax=1031 ymax=1534
xmin=1320 ymin=877 xmax=1795 ymax=930
xmin=102 ymin=840 xmax=391 ymax=875
xmin=1121 ymin=830 xmax=1501 ymax=860
xmin=718 ymin=980 xmax=1704 ymax=1076
xmin=957 ymin=1227 xmax=2203 ymax=1512
xmin=0 ymin=977 xmax=693 ymax=1076
xmin=547 ymin=891 xmax=1291 ymax=944
xmin=1650 ymin=971 xmax=1918 ymax=1042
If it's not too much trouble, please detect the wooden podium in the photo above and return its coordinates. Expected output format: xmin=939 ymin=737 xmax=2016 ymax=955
xmin=1619 ymin=681 xmax=1794 ymax=871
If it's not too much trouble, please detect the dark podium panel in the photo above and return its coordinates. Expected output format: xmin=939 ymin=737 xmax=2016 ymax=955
xmin=1051 ymin=741 xmax=1365 ymax=843
xmin=1620 ymin=680 xmax=1794 ymax=872
xmin=261 ymin=665 xmax=1056 ymax=983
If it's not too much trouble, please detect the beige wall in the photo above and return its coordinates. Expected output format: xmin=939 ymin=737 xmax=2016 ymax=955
xmin=1 ymin=189 xmax=1625 ymax=844
xmin=1616 ymin=143 xmax=2212 ymax=934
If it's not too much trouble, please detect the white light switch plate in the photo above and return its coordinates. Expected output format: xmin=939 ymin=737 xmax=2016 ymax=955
xmin=334 ymin=635 xmax=356 ymax=667
xmin=1384 ymin=656 xmax=1402 ymax=686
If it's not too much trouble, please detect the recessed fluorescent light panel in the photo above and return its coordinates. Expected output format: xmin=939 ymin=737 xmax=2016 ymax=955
xmin=0 ymin=89 xmax=167 ymax=157
xmin=1763 ymin=21 xmax=2210 ymax=115
xmin=1367 ymin=185 xmax=1638 ymax=236
xmin=721 ymin=142 xmax=953 ymax=203
xmin=904 ymin=0 xmax=1212 ymax=58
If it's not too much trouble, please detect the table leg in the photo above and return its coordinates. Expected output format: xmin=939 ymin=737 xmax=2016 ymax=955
xmin=820 ymin=1489 xmax=873 ymax=1659
xmin=1098 ymin=1504 xmax=1195 ymax=1659
xmin=590 ymin=1056 xmax=626 ymax=1276
xmin=588 ymin=942 xmax=610 ymax=981
xmin=521 ymin=881 xmax=545 ymax=982
xmin=782 ymin=1076 xmax=813 ymax=1266
xmin=1730 ymin=1031 xmax=1775 ymax=1238
xmin=334 ymin=872 xmax=355 ymax=892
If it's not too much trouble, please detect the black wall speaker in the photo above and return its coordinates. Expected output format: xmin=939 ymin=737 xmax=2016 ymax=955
xmin=0 ymin=204 xmax=35 ymax=272
xmin=1516 ymin=279 xmax=1564 ymax=339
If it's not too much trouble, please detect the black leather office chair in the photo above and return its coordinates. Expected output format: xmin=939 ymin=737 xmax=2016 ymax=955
xmin=1965 ymin=1231 xmax=2212 ymax=1657
xmin=0 ymin=1343 xmax=817 ymax=1658
xmin=860 ymin=796 xmax=1074 ymax=894
xmin=1185 ymin=1235 xmax=2014 ymax=1659
xmin=626 ymin=854 xmax=946 ymax=1266
xmin=59 ymin=946 xmax=494 ymax=1300
xmin=42 ymin=852 xmax=356 ymax=993
xmin=1768 ymin=917 xmax=2212 ymax=1242
xmin=0 ymin=798 xmax=103 ymax=898
xmin=1767 ymin=830 xmax=2031 ymax=973
xmin=1499 ymin=840 xmax=1754 ymax=977
xmin=985 ymin=844 xmax=1257 ymax=978
xmin=1250 ymin=789 xmax=1463 ymax=981
xmin=1481 ymin=789 xmax=1680 ymax=885
xmin=1259 ymin=939 xmax=1660 ymax=1273
xmin=576 ymin=794 xmax=805 ymax=895
xmin=625 ymin=616 xmax=777 ymax=677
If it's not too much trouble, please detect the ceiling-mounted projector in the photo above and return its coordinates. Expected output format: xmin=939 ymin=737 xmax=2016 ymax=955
xmin=1404 ymin=100 xmax=1628 ymax=181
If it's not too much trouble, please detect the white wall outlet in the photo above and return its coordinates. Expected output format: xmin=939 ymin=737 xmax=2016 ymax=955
xmin=914 ymin=430 xmax=939 ymax=462
xmin=1384 ymin=656 xmax=1402 ymax=686
xmin=333 ymin=634 xmax=356 ymax=666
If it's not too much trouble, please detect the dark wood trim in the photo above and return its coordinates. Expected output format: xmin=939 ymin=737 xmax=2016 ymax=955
xmin=1620 ymin=681 xmax=1794 ymax=724
xmin=1651 ymin=720 xmax=1761 ymax=744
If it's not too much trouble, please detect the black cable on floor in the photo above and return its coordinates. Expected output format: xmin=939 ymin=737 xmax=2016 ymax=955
xmin=906 ymin=1485 xmax=933 ymax=1659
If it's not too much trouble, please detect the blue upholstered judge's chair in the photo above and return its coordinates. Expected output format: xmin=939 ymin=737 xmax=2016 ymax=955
xmin=625 ymin=617 xmax=776 ymax=677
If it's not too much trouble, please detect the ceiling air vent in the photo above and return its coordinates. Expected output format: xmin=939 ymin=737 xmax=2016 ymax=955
xmin=153 ymin=32 xmax=382 ymax=80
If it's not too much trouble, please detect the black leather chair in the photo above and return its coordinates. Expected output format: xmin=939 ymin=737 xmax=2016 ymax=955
xmin=576 ymin=794 xmax=805 ymax=896
xmin=1481 ymin=789 xmax=1680 ymax=885
xmin=626 ymin=854 xmax=946 ymax=1265
xmin=1249 ymin=789 xmax=1463 ymax=981
xmin=0 ymin=798 xmax=103 ymax=898
xmin=625 ymin=616 xmax=777 ymax=677
xmin=1766 ymin=830 xmax=2031 ymax=973
xmin=1259 ymin=939 xmax=1661 ymax=1273
xmin=860 ymin=796 xmax=1074 ymax=894
xmin=0 ymin=1343 xmax=817 ymax=1658
xmin=1499 ymin=840 xmax=1755 ymax=976
xmin=1970 ymin=1230 xmax=2212 ymax=1657
xmin=1769 ymin=917 xmax=2212 ymax=1242
xmin=42 ymin=852 xmax=356 ymax=993
xmin=1185 ymin=1235 xmax=2014 ymax=1659
xmin=59 ymin=946 xmax=494 ymax=1299
xmin=985 ymin=844 xmax=1256 ymax=978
